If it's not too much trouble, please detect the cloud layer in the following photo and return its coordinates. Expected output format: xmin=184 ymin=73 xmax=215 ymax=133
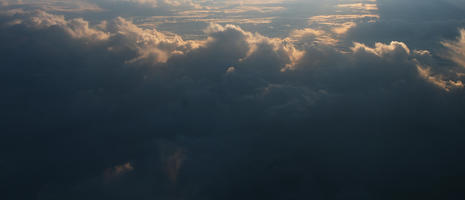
xmin=1 ymin=1 xmax=465 ymax=200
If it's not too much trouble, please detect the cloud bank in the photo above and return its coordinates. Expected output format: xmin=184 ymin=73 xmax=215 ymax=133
xmin=1 ymin=1 xmax=465 ymax=200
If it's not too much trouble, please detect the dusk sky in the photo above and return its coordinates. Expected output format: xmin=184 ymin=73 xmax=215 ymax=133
xmin=1 ymin=0 xmax=465 ymax=199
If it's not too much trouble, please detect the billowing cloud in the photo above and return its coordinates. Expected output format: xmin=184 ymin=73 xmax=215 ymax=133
xmin=109 ymin=17 xmax=202 ymax=63
xmin=205 ymin=24 xmax=304 ymax=70
xmin=351 ymin=41 xmax=410 ymax=57
xmin=26 ymin=10 xmax=110 ymax=40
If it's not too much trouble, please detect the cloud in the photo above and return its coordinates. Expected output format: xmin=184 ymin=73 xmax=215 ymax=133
xmin=160 ymin=0 xmax=201 ymax=8
xmin=111 ymin=0 xmax=201 ymax=9
xmin=4 ymin=10 xmax=305 ymax=67
xmin=157 ymin=140 xmax=185 ymax=184
xmin=442 ymin=29 xmax=465 ymax=68
xmin=337 ymin=3 xmax=378 ymax=11
xmin=104 ymin=162 xmax=135 ymax=180
xmin=109 ymin=17 xmax=203 ymax=63
xmin=17 ymin=10 xmax=110 ymax=41
xmin=407 ymin=28 xmax=465 ymax=92
xmin=351 ymin=41 xmax=410 ymax=57
xmin=1 ymin=3 xmax=465 ymax=200
xmin=2 ymin=9 xmax=462 ymax=110
xmin=331 ymin=22 xmax=357 ymax=35
xmin=6 ymin=11 xmax=304 ymax=66
xmin=0 ymin=0 xmax=102 ymax=12
xmin=124 ymin=0 xmax=159 ymax=7
xmin=288 ymin=28 xmax=338 ymax=46
xmin=7 ymin=10 xmax=203 ymax=63
xmin=226 ymin=66 xmax=236 ymax=74
xmin=0 ymin=0 xmax=8 ymax=6
xmin=200 ymin=23 xmax=305 ymax=71
xmin=416 ymin=65 xmax=464 ymax=91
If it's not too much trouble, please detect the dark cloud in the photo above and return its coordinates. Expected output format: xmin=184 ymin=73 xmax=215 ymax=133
xmin=1 ymin=1 xmax=465 ymax=200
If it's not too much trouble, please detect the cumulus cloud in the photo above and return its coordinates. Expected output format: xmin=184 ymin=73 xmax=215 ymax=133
xmin=224 ymin=25 xmax=304 ymax=71
xmin=351 ymin=41 xmax=410 ymax=57
xmin=109 ymin=17 xmax=203 ymax=63
xmin=4 ymin=8 xmax=460 ymax=96
xmin=14 ymin=10 xmax=110 ymax=41
xmin=4 ymin=10 xmax=305 ymax=67
xmin=6 ymin=10 xmax=205 ymax=63
xmin=1 ymin=10 xmax=110 ymax=42
xmin=3 ymin=10 xmax=305 ymax=67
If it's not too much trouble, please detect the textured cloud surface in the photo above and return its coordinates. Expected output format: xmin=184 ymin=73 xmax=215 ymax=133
xmin=1 ymin=0 xmax=465 ymax=200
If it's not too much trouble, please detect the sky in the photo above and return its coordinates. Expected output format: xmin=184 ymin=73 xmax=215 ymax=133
xmin=1 ymin=0 xmax=465 ymax=199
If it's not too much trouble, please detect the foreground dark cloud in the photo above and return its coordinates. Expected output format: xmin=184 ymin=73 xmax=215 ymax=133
xmin=1 ymin=1 xmax=465 ymax=200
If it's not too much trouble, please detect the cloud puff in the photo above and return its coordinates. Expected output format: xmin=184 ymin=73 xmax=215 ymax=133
xmin=205 ymin=24 xmax=304 ymax=70
xmin=109 ymin=17 xmax=202 ymax=63
xmin=351 ymin=41 xmax=410 ymax=57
